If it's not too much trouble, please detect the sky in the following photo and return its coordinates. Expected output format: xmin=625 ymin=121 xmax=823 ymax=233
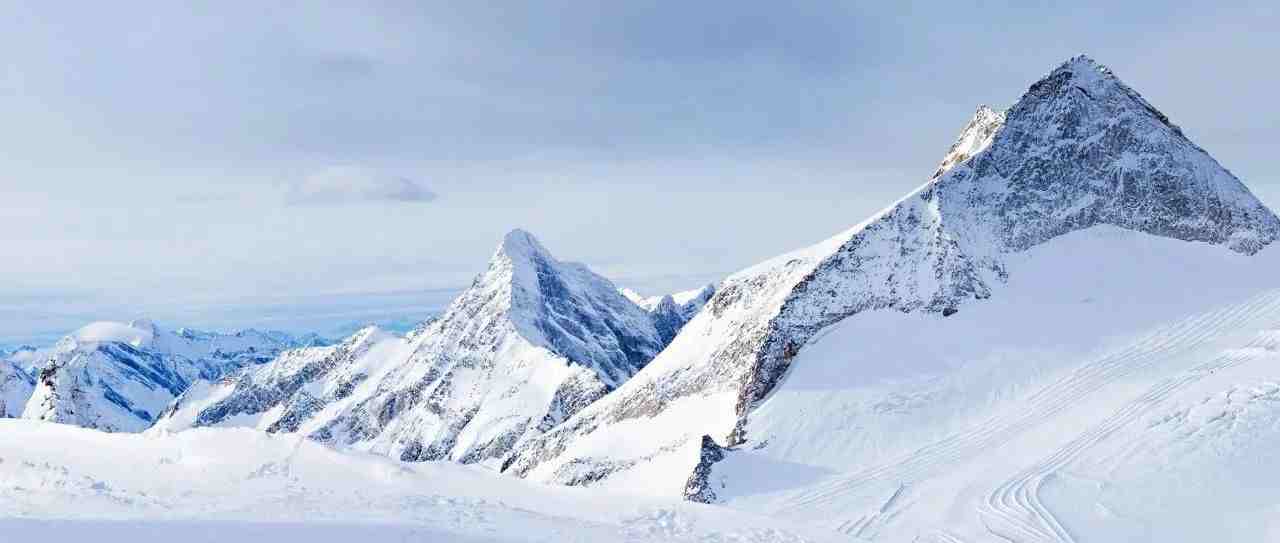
xmin=2 ymin=1 xmax=1277 ymax=345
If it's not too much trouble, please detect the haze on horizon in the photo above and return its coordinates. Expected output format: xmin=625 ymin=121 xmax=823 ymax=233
xmin=2 ymin=1 xmax=1277 ymax=345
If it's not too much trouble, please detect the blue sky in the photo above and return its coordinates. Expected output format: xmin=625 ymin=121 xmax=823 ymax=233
xmin=2 ymin=2 xmax=1277 ymax=344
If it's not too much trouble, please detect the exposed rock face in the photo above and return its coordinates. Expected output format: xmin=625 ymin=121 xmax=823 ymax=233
xmin=502 ymin=55 xmax=1280 ymax=495
xmin=683 ymin=435 xmax=728 ymax=503
xmin=22 ymin=320 xmax=309 ymax=432
xmin=159 ymin=230 xmax=668 ymax=466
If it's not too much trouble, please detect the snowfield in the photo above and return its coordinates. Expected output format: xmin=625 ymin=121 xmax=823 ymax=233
xmin=0 ymin=419 xmax=843 ymax=542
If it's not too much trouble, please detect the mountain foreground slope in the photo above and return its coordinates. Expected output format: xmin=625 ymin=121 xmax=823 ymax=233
xmin=500 ymin=55 xmax=1280 ymax=540
xmin=0 ymin=418 xmax=844 ymax=543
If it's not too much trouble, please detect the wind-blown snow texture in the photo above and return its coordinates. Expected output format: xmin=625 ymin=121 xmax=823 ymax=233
xmin=159 ymin=230 xmax=669 ymax=466
xmin=21 ymin=320 xmax=313 ymax=432
xmin=503 ymin=55 xmax=1280 ymax=499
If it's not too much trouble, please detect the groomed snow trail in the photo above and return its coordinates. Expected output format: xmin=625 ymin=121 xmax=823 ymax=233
xmin=764 ymin=290 xmax=1280 ymax=539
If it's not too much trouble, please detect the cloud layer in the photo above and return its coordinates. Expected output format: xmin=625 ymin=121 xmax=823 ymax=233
xmin=287 ymin=167 xmax=437 ymax=205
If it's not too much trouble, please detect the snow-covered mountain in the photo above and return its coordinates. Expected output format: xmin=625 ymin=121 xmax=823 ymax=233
xmin=22 ymin=320 xmax=316 ymax=432
xmin=154 ymin=326 xmax=410 ymax=433
xmin=158 ymin=230 xmax=669 ymax=465
xmin=501 ymin=54 xmax=1280 ymax=512
xmin=623 ymin=285 xmax=717 ymax=344
xmin=0 ymin=359 xmax=33 ymax=418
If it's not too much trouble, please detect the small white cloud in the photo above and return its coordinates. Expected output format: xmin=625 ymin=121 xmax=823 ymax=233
xmin=287 ymin=166 xmax=438 ymax=205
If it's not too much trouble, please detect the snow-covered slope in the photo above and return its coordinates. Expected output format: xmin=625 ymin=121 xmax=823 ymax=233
xmin=502 ymin=55 xmax=1280 ymax=508
xmin=158 ymin=230 xmax=669 ymax=465
xmin=716 ymin=228 xmax=1280 ymax=541
xmin=154 ymin=326 xmax=410 ymax=433
xmin=22 ymin=320 xmax=312 ymax=432
xmin=623 ymin=285 xmax=717 ymax=344
xmin=0 ymin=419 xmax=846 ymax=543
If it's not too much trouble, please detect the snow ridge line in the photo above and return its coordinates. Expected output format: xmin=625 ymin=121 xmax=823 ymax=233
xmin=978 ymin=329 xmax=1278 ymax=542
xmin=770 ymin=290 xmax=1280 ymax=519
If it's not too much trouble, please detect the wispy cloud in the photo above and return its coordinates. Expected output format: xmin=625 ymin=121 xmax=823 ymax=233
xmin=287 ymin=166 xmax=438 ymax=205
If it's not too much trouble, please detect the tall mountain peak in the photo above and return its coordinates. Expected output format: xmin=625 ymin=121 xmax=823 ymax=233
xmin=933 ymin=55 xmax=1280 ymax=255
xmin=504 ymin=56 xmax=1280 ymax=495
xmin=164 ymin=229 xmax=674 ymax=465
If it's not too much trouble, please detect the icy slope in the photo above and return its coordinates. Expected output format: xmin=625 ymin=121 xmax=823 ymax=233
xmin=22 ymin=320 xmax=310 ymax=432
xmin=503 ymin=55 xmax=1280 ymax=501
xmin=0 ymin=419 xmax=846 ymax=543
xmin=159 ymin=230 xmax=668 ymax=465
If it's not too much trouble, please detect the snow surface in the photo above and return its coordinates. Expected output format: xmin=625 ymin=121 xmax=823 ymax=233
xmin=0 ymin=419 xmax=845 ymax=543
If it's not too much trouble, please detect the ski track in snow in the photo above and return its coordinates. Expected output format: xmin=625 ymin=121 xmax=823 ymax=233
xmin=766 ymin=289 xmax=1280 ymax=541
xmin=978 ymin=327 xmax=1280 ymax=542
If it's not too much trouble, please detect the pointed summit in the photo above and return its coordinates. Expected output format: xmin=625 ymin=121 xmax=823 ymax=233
xmin=1058 ymin=53 xmax=1103 ymax=72
xmin=472 ymin=229 xmax=664 ymax=386
xmin=240 ymin=228 xmax=673 ymax=465
xmin=937 ymin=55 xmax=1280 ymax=254
xmin=496 ymin=228 xmax=552 ymax=261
